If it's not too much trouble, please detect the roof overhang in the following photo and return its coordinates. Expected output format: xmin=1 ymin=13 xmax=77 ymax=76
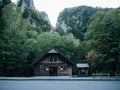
xmin=77 ymin=63 xmax=89 ymax=68
xmin=31 ymin=48 xmax=74 ymax=66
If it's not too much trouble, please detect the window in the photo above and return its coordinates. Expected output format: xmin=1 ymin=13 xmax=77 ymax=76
xmin=63 ymin=64 xmax=67 ymax=71
xmin=40 ymin=65 xmax=44 ymax=71
xmin=45 ymin=66 xmax=49 ymax=71
xmin=40 ymin=65 xmax=49 ymax=71
xmin=81 ymin=68 xmax=86 ymax=73
xmin=54 ymin=56 xmax=57 ymax=62
xmin=59 ymin=64 xmax=67 ymax=71
xmin=49 ymin=56 xmax=57 ymax=62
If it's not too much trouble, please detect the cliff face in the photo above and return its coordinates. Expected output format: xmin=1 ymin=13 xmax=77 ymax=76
xmin=56 ymin=6 xmax=96 ymax=40
xmin=18 ymin=0 xmax=34 ymax=12
xmin=17 ymin=0 xmax=52 ymax=33
xmin=17 ymin=0 xmax=35 ymax=19
xmin=56 ymin=6 xmax=109 ymax=40
xmin=39 ymin=11 xmax=51 ymax=25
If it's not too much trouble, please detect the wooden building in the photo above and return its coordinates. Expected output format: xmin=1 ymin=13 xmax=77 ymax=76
xmin=31 ymin=48 xmax=74 ymax=76
xmin=77 ymin=63 xmax=89 ymax=76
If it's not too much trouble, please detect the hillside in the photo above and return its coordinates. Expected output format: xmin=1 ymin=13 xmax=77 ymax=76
xmin=56 ymin=6 xmax=109 ymax=40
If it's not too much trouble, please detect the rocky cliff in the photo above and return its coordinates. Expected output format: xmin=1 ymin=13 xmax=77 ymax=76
xmin=18 ymin=0 xmax=34 ymax=12
xmin=17 ymin=0 xmax=52 ymax=33
xmin=56 ymin=6 xmax=109 ymax=40
xmin=39 ymin=11 xmax=51 ymax=26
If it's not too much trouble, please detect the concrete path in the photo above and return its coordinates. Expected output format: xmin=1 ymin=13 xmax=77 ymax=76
xmin=0 ymin=76 xmax=120 ymax=81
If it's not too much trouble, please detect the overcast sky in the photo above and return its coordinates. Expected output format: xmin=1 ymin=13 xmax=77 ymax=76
xmin=11 ymin=0 xmax=120 ymax=27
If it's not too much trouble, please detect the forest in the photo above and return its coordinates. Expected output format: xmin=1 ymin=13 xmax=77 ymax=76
xmin=0 ymin=0 xmax=120 ymax=76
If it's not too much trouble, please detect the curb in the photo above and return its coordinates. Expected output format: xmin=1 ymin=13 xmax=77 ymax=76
xmin=0 ymin=78 xmax=120 ymax=81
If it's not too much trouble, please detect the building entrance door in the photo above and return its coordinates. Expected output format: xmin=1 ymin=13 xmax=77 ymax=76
xmin=49 ymin=67 xmax=57 ymax=76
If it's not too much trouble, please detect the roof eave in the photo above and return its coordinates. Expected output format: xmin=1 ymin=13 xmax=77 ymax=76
xmin=31 ymin=48 xmax=75 ymax=66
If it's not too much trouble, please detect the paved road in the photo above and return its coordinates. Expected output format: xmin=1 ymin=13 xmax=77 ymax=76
xmin=0 ymin=80 xmax=120 ymax=90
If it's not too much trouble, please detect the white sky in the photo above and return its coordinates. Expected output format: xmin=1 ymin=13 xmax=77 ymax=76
xmin=11 ymin=0 xmax=120 ymax=27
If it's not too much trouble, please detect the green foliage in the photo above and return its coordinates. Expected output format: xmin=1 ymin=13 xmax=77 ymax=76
xmin=56 ymin=6 xmax=109 ymax=40
xmin=33 ymin=32 xmax=78 ymax=57
xmin=85 ymin=9 xmax=120 ymax=75
xmin=0 ymin=0 xmax=11 ymax=16
xmin=0 ymin=1 xmax=119 ymax=76
xmin=24 ymin=31 xmax=85 ymax=63
xmin=0 ymin=3 xmax=32 ymax=76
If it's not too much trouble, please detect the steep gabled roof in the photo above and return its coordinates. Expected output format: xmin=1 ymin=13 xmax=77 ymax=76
xmin=31 ymin=48 xmax=74 ymax=66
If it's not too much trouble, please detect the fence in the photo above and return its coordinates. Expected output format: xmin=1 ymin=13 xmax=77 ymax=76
xmin=92 ymin=73 xmax=120 ymax=77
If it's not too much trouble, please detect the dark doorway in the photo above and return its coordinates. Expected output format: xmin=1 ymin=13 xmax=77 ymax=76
xmin=49 ymin=67 xmax=57 ymax=76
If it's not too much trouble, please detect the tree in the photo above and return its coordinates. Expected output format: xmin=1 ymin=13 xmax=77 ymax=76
xmin=85 ymin=9 xmax=120 ymax=75
xmin=0 ymin=3 xmax=31 ymax=76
